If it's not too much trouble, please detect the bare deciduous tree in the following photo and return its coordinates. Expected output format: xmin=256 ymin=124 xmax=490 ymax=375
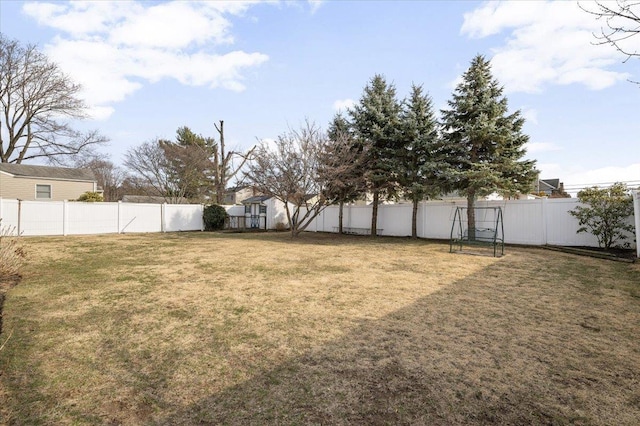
xmin=82 ymin=159 xmax=125 ymax=202
xmin=124 ymin=136 xmax=215 ymax=204
xmin=212 ymin=120 xmax=255 ymax=203
xmin=0 ymin=34 xmax=107 ymax=163
xmin=581 ymin=1 xmax=640 ymax=83
xmin=123 ymin=140 xmax=176 ymax=201
xmin=247 ymin=121 xmax=360 ymax=237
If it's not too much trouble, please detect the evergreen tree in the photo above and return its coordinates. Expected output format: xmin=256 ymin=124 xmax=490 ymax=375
xmin=399 ymin=84 xmax=442 ymax=238
xmin=440 ymin=55 xmax=537 ymax=239
xmin=349 ymin=75 xmax=403 ymax=236
xmin=159 ymin=126 xmax=216 ymax=202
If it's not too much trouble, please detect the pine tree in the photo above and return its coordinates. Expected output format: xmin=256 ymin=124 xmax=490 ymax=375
xmin=441 ymin=55 xmax=537 ymax=239
xmin=399 ymin=84 xmax=442 ymax=238
xmin=350 ymin=75 xmax=403 ymax=236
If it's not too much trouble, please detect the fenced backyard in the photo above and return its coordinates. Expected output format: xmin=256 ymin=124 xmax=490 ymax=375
xmin=2 ymin=196 xmax=638 ymax=256
xmin=1 ymin=232 xmax=639 ymax=424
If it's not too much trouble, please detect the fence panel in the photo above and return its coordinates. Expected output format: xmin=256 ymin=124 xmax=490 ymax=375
xmin=545 ymin=199 xmax=600 ymax=247
xmin=165 ymin=204 xmax=203 ymax=231
xmin=422 ymin=201 xmax=463 ymax=239
xmin=20 ymin=201 xmax=64 ymax=236
xmin=484 ymin=200 xmax=545 ymax=245
xmin=120 ymin=203 xmax=162 ymax=233
xmin=319 ymin=206 xmax=340 ymax=232
xmin=0 ymin=198 xmax=19 ymax=232
xmin=345 ymin=206 xmax=372 ymax=230
xmin=67 ymin=202 xmax=119 ymax=235
xmin=378 ymin=204 xmax=412 ymax=236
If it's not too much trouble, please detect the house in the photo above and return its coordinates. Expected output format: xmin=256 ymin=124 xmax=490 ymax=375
xmin=0 ymin=163 xmax=97 ymax=201
xmin=534 ymin=178 xmax=570 ymax=198
xmin=121 ymin=195 xmax=190 ymax=204
xmin=223 ymin=185 xmax=259 ymax=205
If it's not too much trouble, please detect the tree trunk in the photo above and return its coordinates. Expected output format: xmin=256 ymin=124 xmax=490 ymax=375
xmin=338 ymin=201 xmax=344 ymax=234
xmin=467 ymin=192 xmax=476 ymax=241
xmin=412 ymin=198 xmax=418 ymax=239
xmin=371 ymin=190 xmax=379 ymax=236
xmin=214 ymin=120 xmax=225 ymax=204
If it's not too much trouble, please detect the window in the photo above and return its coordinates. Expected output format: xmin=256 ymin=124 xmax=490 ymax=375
xmin=36 ymin=184 xmax=52 ymax=199
xmin=259 ymin=205 xmax=267 ymax=214
xmin=244 ymin=204 xmax=251 ymax=214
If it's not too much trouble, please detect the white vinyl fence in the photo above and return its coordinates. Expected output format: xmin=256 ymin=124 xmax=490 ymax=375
xmin=304 ymin=198 xmax=637 ymax=249
xmin=1 ymin=196 xmax=637 ymax=252
xmin=0 ymin=198 xmax=203 ymax=236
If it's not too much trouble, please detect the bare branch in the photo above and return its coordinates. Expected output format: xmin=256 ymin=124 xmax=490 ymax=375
xmin=0 ymin=34 xmax=107 ymax=163
xmin=580 ymin=0 xmax=640 ymax=68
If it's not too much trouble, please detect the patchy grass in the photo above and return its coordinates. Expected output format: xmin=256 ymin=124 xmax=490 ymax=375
xmin=1 ymin=232 xmax=639 ymax=425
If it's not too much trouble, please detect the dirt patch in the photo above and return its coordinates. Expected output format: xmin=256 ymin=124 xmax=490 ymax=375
xmin=546 ymin=245 xmax=637 ymax=262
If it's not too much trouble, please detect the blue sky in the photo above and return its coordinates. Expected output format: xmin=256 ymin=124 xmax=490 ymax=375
xmin=1 ymin=0 xmax=639 ymax=193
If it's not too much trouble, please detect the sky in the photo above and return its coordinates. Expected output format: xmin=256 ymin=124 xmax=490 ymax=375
xmin=1 ymin=0 xmax=639 ymax=193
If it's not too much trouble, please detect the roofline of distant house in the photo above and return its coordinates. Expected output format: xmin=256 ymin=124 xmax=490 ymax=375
xmin=0 ymin=170 xmax=96 ymax=183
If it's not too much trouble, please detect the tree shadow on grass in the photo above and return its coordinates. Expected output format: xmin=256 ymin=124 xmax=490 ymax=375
xmin=156 ymin=258 xmax=640 ymax=425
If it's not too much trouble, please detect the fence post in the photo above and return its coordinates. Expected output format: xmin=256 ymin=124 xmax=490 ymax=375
xmin=161 ymin=203 xmax=166 ymax=233
xmin=161 ymin=203 xmax=165 ymax=232
xmin=633 ymin=190 xmax=639 ymax=259
xmin=117 ymin=201 xmax=122 ymax=234
xmin=63 ymin=200 xmax=68 ymax=236
xmin=17 ymin=199 xmax=21 ymax=235
xmin=540 ymin=197 xmax=548 ymax=245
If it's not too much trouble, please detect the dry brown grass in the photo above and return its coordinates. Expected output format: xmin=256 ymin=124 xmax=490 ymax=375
xmin=0 ymin=221 xmax=25 ymax=283
xmin=0 ymin=232 xmax=639 ymax=425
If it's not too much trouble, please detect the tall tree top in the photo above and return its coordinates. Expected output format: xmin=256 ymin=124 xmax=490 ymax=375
xmin=327 ymin=113 xmax=351 ymax=142
xmin=349 ymin=74 xmax=401 ymax=144
xmin=440 ymin=54 xmax=536 ymax=198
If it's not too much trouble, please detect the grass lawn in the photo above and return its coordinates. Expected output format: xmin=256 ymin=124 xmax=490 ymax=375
xmin=1 ymin=232 xmax=639 ymax=425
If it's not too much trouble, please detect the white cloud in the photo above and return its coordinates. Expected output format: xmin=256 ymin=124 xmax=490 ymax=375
xmin=333 ymin=98 xmax=355 ymax=112
xmin=522 ymin=107 xmax=538 ymax=125
xmin=86 ymin=106 xmax=116 ymax=121
xmin=461 ymin=1 xmax=636 ymax=93
xmin=308 ymin=0 xmax=325 ymax=14
xmin=23 ymin=1 xmax=270 ymax=120
xmin=526 ymin=142 xmax=562 ymax=154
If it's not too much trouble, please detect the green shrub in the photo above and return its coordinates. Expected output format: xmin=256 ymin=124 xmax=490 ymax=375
xmin=203 ymin=204 xmax=228 ymax=231
xmin=77 ymin=191 xmax=104 ymax=202
xmin=569 ymin=182 xmax=635 ymax=249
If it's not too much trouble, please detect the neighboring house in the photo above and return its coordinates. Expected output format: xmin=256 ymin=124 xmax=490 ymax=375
xmin=534 ymin=178 xmax=570 ymax=198
xmin=121 ymin=195 xmax=190 ymax=204
xmin=223 ymin=185 xmax=259 ymax=205
xmin=0 ymin=163 xmax=97 ymax=201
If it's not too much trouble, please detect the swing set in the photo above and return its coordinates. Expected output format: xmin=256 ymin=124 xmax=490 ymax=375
xmin=449 ymin=206 xmax=504 ymax=257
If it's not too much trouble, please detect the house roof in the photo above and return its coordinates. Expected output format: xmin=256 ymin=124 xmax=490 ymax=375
xmin=540 ymin=179 xmax=560 ymax=189
xmin=225 ymin=185 xmax=250 ymax=193
xmin=121 ymin=195 xmax=190 ymax=204
xmin=0 ymin=163 xmax=96 ymax=182
xmin=242 ymin=195 xmax=272 ymax=204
